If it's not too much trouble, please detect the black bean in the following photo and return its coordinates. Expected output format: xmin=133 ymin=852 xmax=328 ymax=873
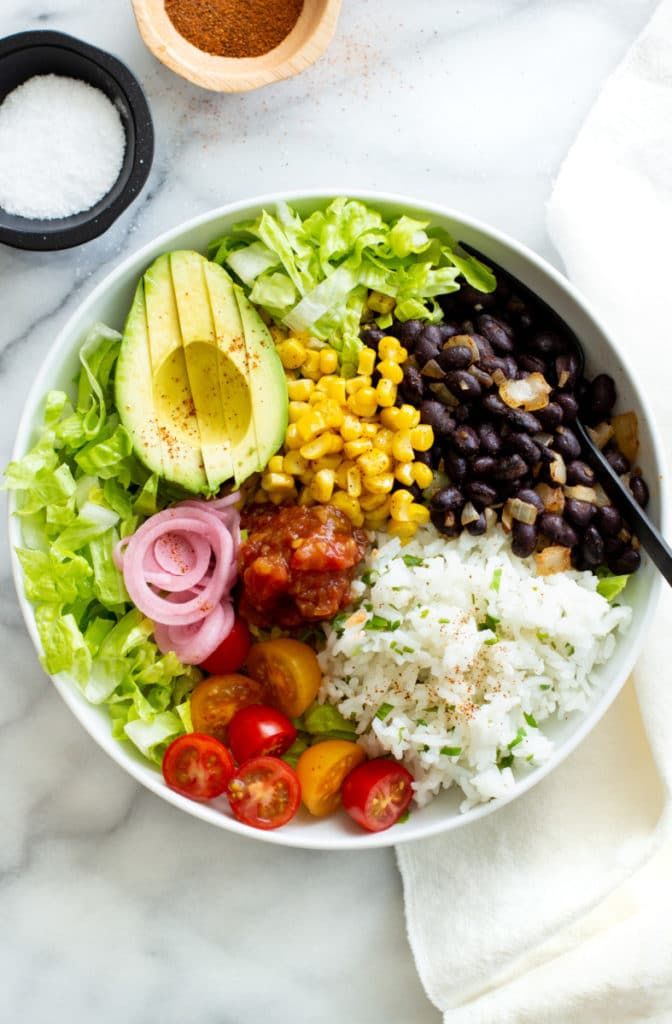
xmin=454 ymin=404 xmax=471 ymax=424
xmin=452 ymin=425 xmax=480 ymax=456
xmin=512 ymin=521 xmax=538 ymax=558
xmin=394 ymin=319 xmax=424 ymax=347
xmin=421 ymin=324 xmax=444 ymax=347
xmin=466 ymin=512 xmax=488 ymax=536
xmin=420 ymin=400 xmax=456 ymax=437
xmin=630 ymin=475 xmax=649 ymax=508
xmin=589 ymin=374 xmax=617 ymax=418
xmin=439 ymin=323 xmax=460 ymax=341
xmin=431 ymin=508 xmax=460 ymax=537
xmin=556 ymin=393 xmax=579 ymax=423
xmin=535 ymin=402 xmax=564 ymax=431
xmin=606 ymin=449 xmax=629 ymax=475
xmin=536 ymin=443 xmax=556 ymax=464
xmin=518 ymin=311 xmax=535 ymax=331
xmin=482 ymin=393 xmax=509 ymax=418
xmin=413 ymin=448 xmax=432 ymax=467
xmin=530 ymin=330 xmax=566 ymax=357
xmin=555 ymin=352 xmax=579 ymax=389
xmin=477 ymin=314 xmax=515 ymax=354
xmin=444 ymin=450 xmax=468 ymax=482
xmin=566 ymin=460 xmax=595 ymax=486
xmin=553 ymin=426 xmax=581 ymax=461
xmin=460 ymin=284 xmax=498 ymax=310
xmin=478 ymin=423 xmax=502 ymax=455
xmin=506 ymin=409 xmax=543 ymax=434
xmin=399 ymin=364 xmax=425 ymax=404
xmin=471 ymin=456 xmax=498 ymax=478
xmin=465 ymin=480 xmax=498 ymax=508
xmin=604 ymin=535 xmax=626 ymax=557
xmin=472 ymin=333 xmax=495 ymax=362
xmin=506 ymin=433 xmax=541 ymax=463
xmin=519 ymin=353 xmax=547 ymax=375
xmin=431 ymin=486 xmax=464 ymax=513
xmin=445 ymin=370 xmax=481 ymax=403
xmin=360 ymin=326 xmax=384 ymax=349
xmin=596 ymin=506 xmax=622 ymax=536
xmin=437 ymin=345 xmax=474 ymax=372
xmin=494 ymin=454 xmax=528 ymax=480
xmin=415 ymin=336 xmax=441 ymax=367
xmin=515 ymin=488 xmax=545 ymax=515
xmin=609 ymin=547 xmax=641 ymax=575
xmin=582 ymin=525 xmax=605 ymax=568
xmin=502 ymin=356 xmax=521 ymax=379
xmin=538 ymin=513 xmax=578 ymax=548
xmin=565 ymin=498 xmax=596 ymax=528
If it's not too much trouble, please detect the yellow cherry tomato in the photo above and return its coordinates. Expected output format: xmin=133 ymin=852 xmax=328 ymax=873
xmin=246 ymin=639 xmax=321 ymax=719
xmin=190 ymin=674 xmax=268 ymax=744
xmin=296 ymin=740 xmax=367 ymax=817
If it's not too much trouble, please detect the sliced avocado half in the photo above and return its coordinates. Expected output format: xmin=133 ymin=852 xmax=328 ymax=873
xmin=115 ymin=250 xmax=288 ymax=494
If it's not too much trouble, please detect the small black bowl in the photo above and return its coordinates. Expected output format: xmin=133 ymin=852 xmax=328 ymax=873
xmin=0 ymin=31 xmax=154 ymax=251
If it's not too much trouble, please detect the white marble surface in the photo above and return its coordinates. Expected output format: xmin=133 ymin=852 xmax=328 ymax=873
xmin=0 ymin=1 xmax=659 ymax=1021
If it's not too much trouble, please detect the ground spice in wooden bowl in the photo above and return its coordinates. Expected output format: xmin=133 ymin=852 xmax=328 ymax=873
xmin=165 ymin=0 xmax=305 ymax=58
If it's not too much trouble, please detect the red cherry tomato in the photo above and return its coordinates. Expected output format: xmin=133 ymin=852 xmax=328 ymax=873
xmin=227 ymin=756 xmax=301 ymax=830
xmin=342 ymin=758 xmax=414 ymax=832
xmin=162 ymin=733 xmax=235 ymax=802
xmin=199 ymin=616 xmax=251 ymax=675
xmin=228 ymin=705 xmax=297 ymax=763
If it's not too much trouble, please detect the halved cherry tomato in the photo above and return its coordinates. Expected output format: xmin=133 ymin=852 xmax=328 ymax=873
xmin=199 ymin=616 xmax=251 ymax=675
xmin=295 ymin=739 xmax=366 ymax=817
xmin=190 ymin=673 xmax=268 ymax=743
xmin=246 ymin=639 xmax=321 ymax=719
xmin=228 ymin=705 xmax=297 ymax=763
xmin=227 ymin=756 xmax=301 ymax=830
xmin=342 ymin=758 xmax=414 ymax=832
xmin=162 ymin=733 xmax=235 ymax=802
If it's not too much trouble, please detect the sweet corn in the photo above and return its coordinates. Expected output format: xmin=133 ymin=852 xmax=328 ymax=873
xmin=302 ymin=350 xmax=322 ymax=380
xmin=358 ymin=449 xmax=391 ymax=476
xmin=357 ymin=348 xmax=376 ymax=376
xmin=376 ymin=379 xmax=397 ymax=407
xmin=268 ymin=455 xmax=285 ymax=474
xmin=360 ymin=492 xmax=389 ymax=512
xmin=276 ymin=338 xmax=306 ymax=369
xmin=298 ymin=488 xmax=314 ymax=506
xmin=349 ymin=387 xmax=378 ymax=418
xmin=378 ymin=336 xmax=407 ymax=363
xmin=345 ymin=375 xmax=372 ymax=396
xmin=297 ymin=410 xmax=327 ymax=442
xmin=300 ymin=433 xmax=335 ymax=461
xmin=322 ymin=377 xmax=347 ymax=405
xmin=363 ymin=472 xmax=394 ymax=495
xmin=378 ymin=359 xmax=404 ymax=384
xmin=346 ymin=466 xmax=362 ymax=498
xmin=364 ymin=496 xmax=391 ymax=523
xmin=318 ymin=399 xmax=344 ymax=430
xmin=360 ymin=421 xmax=379 ymax=439
xmin=285 ymin=423 xmax=303 ymax=449
xmin=319 ymin=349 xmax=339 ymax=375
xmin=340 ymin=414 xmax=362 ymax=442
xmin=335 ymin=461 xmax=355 ymax=489
xmin=344 ymin=438 xmax=372 ymax=460
xmin=284 ymin=451 xmax=308 ymax=475
xmin=311 ymin=469 xmax=335 ymax=503
xmin=373 ymin=428 xmax=394 ymax=454
xmin=392 ymin=429 xmax=414 ymax=463
xmin=368 ymin=291 xmax=395 ymax=314
xmin=261 ymin=471 xmax=295 ymax=494
xmin=331 ymin=491 xmax=365 ymax=528
xmin=409 ymin=502 xmax=430 ymax=524
xmin=313 ymin=453 xmax=343 ymax=471
xmin=287 ymin=379 xmax=314 ymax=402
xmin=412 ymin=461 xmax=434 ymax=489
xmin=410 ymin=424 xmax=434 ymax=452
xmin=289 ymin=401 xmax=311 ymax=423
xmin=309 ymin=389 xmax=326 ymax=404
xmin=381 ymin=404 xmax=420 ymax=431
xmin=394 ymin=462 xmax=415 ymax=486
xmin=389 ymin=520 xmax=418 ymax=540
xmin=390 ymin=489 xmax=414 ymax=522
xmin=269 ymin=492 xmax=287 ymax=505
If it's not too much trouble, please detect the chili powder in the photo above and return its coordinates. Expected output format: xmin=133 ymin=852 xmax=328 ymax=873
xmin=165 ymin=0 xmax=305 ymax=59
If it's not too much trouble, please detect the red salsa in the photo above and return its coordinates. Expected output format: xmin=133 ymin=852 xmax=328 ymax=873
xmin=239 ymin=504 xmax=368 ymax=628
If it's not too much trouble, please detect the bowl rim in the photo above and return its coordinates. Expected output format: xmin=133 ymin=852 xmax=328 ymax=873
xmin=8 ymin=188 xmax=665 ymax=849
xmin=0 ymin=30 xmax=154 ymax=251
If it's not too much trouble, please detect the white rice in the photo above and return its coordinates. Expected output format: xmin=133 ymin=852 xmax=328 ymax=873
xmin=318 ymin=525 xmax=631 ymax=812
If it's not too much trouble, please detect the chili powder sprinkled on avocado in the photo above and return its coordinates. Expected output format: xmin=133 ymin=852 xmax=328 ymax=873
xmin=165 ymin=0 xmax=304 ymax=59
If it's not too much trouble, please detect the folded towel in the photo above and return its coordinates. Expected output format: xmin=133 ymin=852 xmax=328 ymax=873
xmin=398 ymin=4 xmax=672 ymax=1019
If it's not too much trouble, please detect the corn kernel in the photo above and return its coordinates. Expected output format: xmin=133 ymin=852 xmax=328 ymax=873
xmin=253 ymin=487 xmax=269 ymax=504
xmin=302 ymin=350 xmax=322 ymax=380
xmin=389 ymin=520 xmax=418 ymax=540
xmin=392 ymin=430 xmax=414 ymax=463
xmin=276 ymin=338 xmax=306 ymax=369
xmin=357 ymin=348 xmax=376 ymax=376
xmin=410 ymin=425 xmax=434 ymax=452
xmin=378 ymin=359 xmax=404 ymax=385
xmin=340 ymin=414 xmax=362 ymax=442
xmin=335 ymin=461 xmax=355 ymax=489
xmin=390 ymin=489 xmax=414 ymax=522
xmin=311 ymin=469 xmax=335 ymax=503
xmin=289 ymin=401 xmax=311 ymax=423
xmin=285 ymin=423 xmax=303 ymax=449
xmin=331 ymin=491 xmax=365 ymax=528
xmin=397 ymin=404 xmax=421 ymax=430
xmin=298 ymin=488 xmax=314 ymax=506
xmin=297 ymin=410 xmax=327 ymax=442
xmin=319 ymin=349 xmax=339 ymax=375
xmin=380 ymin=408 xmax=401 ymax=430
xmin=394 ymin=462 xmax=415 ymax=487
xmin=412 ymin=462 xmax=434 ymax=489
xmin=344 ymin=438 xmax=372 ymax=460
xmin=322 ymin=377 xmax=347 ymax=405
xmin=349 ymin=387 xmax=378 ymax=418
xmin=373 ymin=428 xmax=394 ymax=455
xmin=368 ymin=291 xmax=395 ymax=314
xmin=358 ymin=449 xmax=392 ymax=476
xmin=300 ymin=433 xmax=335 ymax=461
xmin=345 ymin=375 xmax=372 ymax=396
xmin=360 ymin=492 xmax=389 ymax=512
xmin=360 ymin=421 xmax=379 ymax=439
xmin=268 ymin=455 xmax=285 ymax=473
xmin=363 ymin=472 xmax=394 ymax=495
xmin=284 ymin=451 xmax=308 ymax=475
xmin=261 ymin=471 xmax=295 ymax=493
xmin=409 ymin=503 xmax=430 ymax=524
xmin=364 ymin=496 xmax=391 ymax=523
xmin=376 ymin=379 xmax=397 ymax=407
xmin=269 ymin=492 xmax=287 ymax=505
xmin=308 ymin=390 xmax=325 ymax=405
xmin=378 ymin=336 xmax=407 ymax=363
xmin=319 ymin=399 xmax=345 ymax=430
xmin=287 ymin=378 xmax=314 ymax=402
xmin=314 ymin=454 xmax=343 ymax=472
xmin=346 ymin=466 xmax=362 ymax=498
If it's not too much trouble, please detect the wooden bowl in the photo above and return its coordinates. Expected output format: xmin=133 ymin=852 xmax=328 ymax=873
xmin=132 ymin=0 xmax=342 ymax=92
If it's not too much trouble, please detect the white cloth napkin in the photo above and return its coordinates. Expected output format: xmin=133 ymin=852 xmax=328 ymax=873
xmin=398 ymin=4 xmax=672 ymax=1020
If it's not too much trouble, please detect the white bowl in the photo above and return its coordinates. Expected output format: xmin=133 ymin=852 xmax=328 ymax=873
xmin=9 ymin=190 xmax=665 ymax=850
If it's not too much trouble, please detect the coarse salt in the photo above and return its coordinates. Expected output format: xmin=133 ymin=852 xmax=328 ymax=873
xmin=0 ymin=74 xmax=126 ymax=220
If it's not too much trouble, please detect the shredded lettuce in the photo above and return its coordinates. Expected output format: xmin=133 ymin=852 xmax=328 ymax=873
xmin=596 ymin=573 xmax=630 ymax=602
xmin=209 ymin=197 xmax=495 ymax=373
xmin=5 ymin=324 xmax=199 ymax=764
